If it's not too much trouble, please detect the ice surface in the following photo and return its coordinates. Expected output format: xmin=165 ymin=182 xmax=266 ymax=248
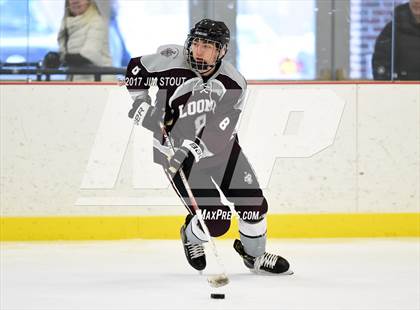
xmin=1 ymin=238 xmax=419 ymax=310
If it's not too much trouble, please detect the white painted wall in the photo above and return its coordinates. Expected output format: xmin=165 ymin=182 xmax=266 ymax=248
xmin=1 ymin=84 xmax=419 ymax=216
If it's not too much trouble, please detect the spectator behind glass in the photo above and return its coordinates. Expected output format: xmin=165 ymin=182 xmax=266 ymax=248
xmin=58 ymin=0 xmax=113 ymax=81
xmin=372 ymin=0 xmax=420 ymax=80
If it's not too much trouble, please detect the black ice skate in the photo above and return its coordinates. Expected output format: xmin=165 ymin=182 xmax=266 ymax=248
xmin=180 ymin=215 xmax=206 ymax=271
xmin=233 ymin=239 xmax=293 ymax=275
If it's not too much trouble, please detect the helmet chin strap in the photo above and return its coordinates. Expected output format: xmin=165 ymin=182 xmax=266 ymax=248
xmin=194 ymin=61 xmax=216 ymax=75
xmin=189 ymin=49 xmax=223 ymax=75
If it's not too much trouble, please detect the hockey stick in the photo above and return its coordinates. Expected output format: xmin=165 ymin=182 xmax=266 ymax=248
xmin=160 ymin=125 xmax=229 ymax=288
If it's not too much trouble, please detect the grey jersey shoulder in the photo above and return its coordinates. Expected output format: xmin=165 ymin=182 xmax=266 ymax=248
xmin=140 ymin=44 xmax=188 ymax=73
xmin=218 ymin=60 xmax=247 ymax=91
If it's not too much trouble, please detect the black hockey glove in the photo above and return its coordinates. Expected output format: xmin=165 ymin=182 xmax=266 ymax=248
xmin=128 ymin=95 xmax=152 ymax=126
xmin=168 ymin=140 xmax=204 ymax=174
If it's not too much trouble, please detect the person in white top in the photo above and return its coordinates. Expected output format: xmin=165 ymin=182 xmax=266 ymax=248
xmin=57 ymin=0 xmax=113 ymax=81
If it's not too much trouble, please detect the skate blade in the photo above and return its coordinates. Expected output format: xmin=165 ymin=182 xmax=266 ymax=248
xmin=250 ymin=269 xmax=294 ymax=276
xmin=207 ymin=274 xmax=229 ymax=288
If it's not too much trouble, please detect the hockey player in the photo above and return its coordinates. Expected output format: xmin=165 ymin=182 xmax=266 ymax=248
xmin=125 ymin=19 xmax=292 ymax=275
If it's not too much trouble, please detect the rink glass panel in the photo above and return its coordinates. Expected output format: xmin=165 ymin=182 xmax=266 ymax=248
xmin=0 ymin=0 xmax=415 ymax=81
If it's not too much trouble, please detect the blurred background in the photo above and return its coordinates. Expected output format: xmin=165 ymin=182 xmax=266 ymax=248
xmin=0 ymin=0 xmax=417 ymax=81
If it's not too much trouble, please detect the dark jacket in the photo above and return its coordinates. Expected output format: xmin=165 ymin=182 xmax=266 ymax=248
xmin=372 ymin=3 xmax=420 ymax=80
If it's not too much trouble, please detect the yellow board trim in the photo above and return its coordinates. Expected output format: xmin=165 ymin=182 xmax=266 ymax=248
xmin=1 ymin=213 xmax=419 ymax=241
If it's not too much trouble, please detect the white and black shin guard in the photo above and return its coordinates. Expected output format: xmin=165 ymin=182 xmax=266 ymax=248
xmin=238 ymin=215 xmax=267 ymax=258
xmin=184 ymin=215 xmax=210 ymax=245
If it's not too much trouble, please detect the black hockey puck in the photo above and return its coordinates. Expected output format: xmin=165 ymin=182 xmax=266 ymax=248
xmin=210 ymin=293 xmax=225 ymax=299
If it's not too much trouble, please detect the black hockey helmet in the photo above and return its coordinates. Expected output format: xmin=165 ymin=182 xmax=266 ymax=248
xmin=189 ymin=19 xmax=230 ymax=46
xmin=184 ymin=19 xmax=230 ymax=73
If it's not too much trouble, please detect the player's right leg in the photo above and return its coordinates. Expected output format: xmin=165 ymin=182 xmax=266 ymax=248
xmin=165 ymin=167 xmax=231 ymax=271
xmin=165 ymin=169 xmax=207 ymax=271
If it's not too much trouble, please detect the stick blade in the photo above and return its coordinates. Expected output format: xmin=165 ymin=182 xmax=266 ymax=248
xmin=207 ymin=274 xmax=229 ymax=288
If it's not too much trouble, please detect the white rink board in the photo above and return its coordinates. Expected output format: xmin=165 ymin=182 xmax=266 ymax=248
xmin=1 ymin=83 xmax=419 ymax=216
xmin=357 ymin=85 xmax=420 ymax=213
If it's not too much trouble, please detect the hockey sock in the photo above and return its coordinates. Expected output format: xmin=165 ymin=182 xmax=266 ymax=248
xmin=238 ymin=216 xmax=267 ymax=257
xmin=185 ymin=214 xmax=209 ymax=244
